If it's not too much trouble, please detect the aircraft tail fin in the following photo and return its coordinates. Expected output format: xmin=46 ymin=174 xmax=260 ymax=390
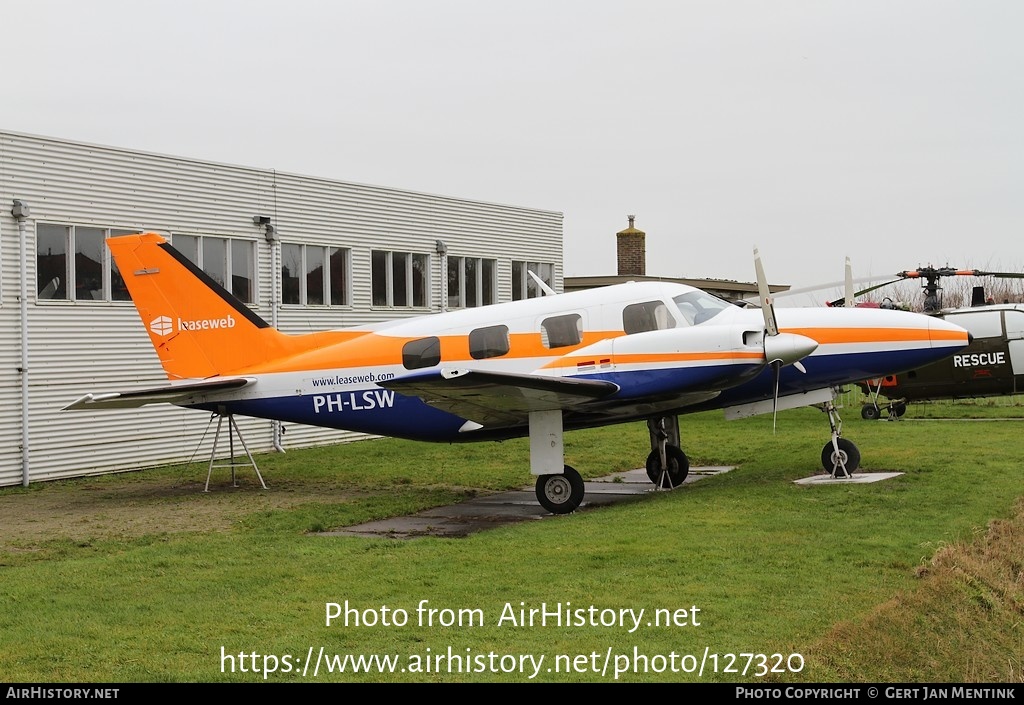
xmin=109 ymin=233 xmax=298 ymax=380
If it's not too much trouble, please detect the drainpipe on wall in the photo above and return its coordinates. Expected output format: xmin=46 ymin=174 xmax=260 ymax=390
xmin=12 ymin=200 xmax=31 ymax=486
xmin=255 ymin=215 xmax=285 ymax=454
xmin=436 ymin=239 xmax=447 ymax=312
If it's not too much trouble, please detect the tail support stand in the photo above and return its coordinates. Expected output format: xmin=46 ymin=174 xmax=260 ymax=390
xmin=204 ymin=407 xmax=267 ymax=492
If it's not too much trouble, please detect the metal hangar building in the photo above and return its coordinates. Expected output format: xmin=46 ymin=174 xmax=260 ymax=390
xmin=0 ymin=130 xmax=563 ymax=486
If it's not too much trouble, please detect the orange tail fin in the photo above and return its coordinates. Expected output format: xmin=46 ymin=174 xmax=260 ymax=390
xmin=110 ymin=233 xmax=296 ymax=379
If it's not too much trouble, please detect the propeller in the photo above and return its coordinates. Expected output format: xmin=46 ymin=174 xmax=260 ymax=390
xmin=754 ymin=248 xmax=818 ymax=431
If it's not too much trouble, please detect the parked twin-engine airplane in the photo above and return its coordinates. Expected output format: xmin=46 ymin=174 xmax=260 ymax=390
xmin=66 ymin=234 xmax=971 ymax=514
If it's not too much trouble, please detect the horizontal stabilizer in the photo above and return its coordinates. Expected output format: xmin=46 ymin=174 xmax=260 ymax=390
xmin=63 ymin=377 xmax=255 ymax=411
xmin=382 ymin=369 xmax=619 ymax=428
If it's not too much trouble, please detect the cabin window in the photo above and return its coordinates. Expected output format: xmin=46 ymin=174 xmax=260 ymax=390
xmin=673 ymin=291 xmax=731 ymax=326
xmin=36 ymin=223 xmax=141 ymax=302
xmin=623 ymin=301 xmax=676 ymax=334
xmin=541 ymin=313 xmax=583 ymax=349
xmin=469 ymin=325 xmax=510 ymax=359
xmin=448 ymin=256 xmax=497 ymax=308
xmin=281 ymin=243 xmax=349 ymax=306
xmin=1004 ymin=310 xmax=1024 ymax=340
xmin=403 ymin=337 xmax=441 ymax=369
xmin=512 ymin=260 xmax=555 ymax=300
xmin=373 ymin=250 xmax=428 ymax=308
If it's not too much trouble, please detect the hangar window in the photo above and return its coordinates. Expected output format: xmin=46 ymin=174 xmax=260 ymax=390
xmin=372 ymin=250 xmax=428 ymax=308
xmin=448 ymin=256 xmax=496 ymax=308
xmin=281 ymin=243 xmax=349 ymax=306
xmin=469 ymin=325 xmax=510 ymax=359
xmin=623 ymin=301 xmax=676 ymax=334
xmin=403 ymin=337 xmax=441 ymax=369
xmin=36 ymin=224 xmax=140 ymax=302
xmin=512 ymin=261 xmax=554 ymax=300
xmin=541 ymin=313 xmax=583 ymax=349
xmin=173 ymin=234 xmax=256 ymax=304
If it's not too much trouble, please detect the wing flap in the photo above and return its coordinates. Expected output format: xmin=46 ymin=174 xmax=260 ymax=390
xmin=382 ymin=369 xmax=619 ymax=427
xmin=63 ymin=377 xmax=256 ymax=410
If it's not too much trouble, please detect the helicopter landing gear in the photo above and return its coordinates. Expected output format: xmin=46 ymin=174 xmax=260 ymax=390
xmin=820 ymin=395 xmax=860 ymax=478
xmin=861 ymin=399 xmax=906 ymax=421
xmin=646 ymin=416 xmax=689 ymax=489
xmin=862 ymin=378 xmax=906 ymax=421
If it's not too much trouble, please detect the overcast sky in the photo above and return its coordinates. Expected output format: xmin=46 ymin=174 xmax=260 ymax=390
xmin=3 ymin=0 xmax=1022 ymax=298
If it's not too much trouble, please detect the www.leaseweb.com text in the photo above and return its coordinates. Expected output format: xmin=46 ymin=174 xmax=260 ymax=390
xmin=219 ymin=645 xmax=804 ymax=680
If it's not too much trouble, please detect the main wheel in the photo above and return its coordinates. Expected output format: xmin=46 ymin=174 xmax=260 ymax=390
xmin=861 ymin=404 xmax=880 ymax=420
xmin=535 ymin=465 xmax=585 ymax=514
xmin=821 ymin=438 xmax=860 ymax=477
xmin=645 ymin=445 xmax=690 ymax=488
xmin=890 ymin=402 xmax=907 ymax=418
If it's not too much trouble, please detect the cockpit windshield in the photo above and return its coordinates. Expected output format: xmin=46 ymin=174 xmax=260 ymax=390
xmin=673 ymin=291 xmax=732 ymax=326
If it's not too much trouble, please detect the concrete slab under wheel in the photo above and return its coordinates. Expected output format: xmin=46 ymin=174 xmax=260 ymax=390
xmin=321 ymin=466 xmax=735 ymax=539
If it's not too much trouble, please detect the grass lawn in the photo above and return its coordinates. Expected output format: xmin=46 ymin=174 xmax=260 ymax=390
xmin=0 ymin=401 xmax=1021 ymax=683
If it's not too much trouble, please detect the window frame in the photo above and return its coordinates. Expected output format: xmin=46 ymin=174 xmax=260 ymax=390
xmin=281 ymin=243 xmax=350 ymax=307
xmin=172 ymin=233 xmax=258 ymax=305
xmin=372 ymin=249 xmax=429 ymax=308
xmin=448 ymin=255 xmax=497 ymax=309
xmin=512 ymin=260 xmax=555 ymax=300
xmin=35 ymin=223 xmax=141 ymax=303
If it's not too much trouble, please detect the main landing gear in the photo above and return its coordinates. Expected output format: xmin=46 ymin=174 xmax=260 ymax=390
xmin=531 ymin=413 xmax=690 ymax=516
xmin=820 ymin=396 xmax=860 ymax=478
xmin=646 ymin=416 xmax=689 ymax=489
xmin=535 ymin=466 xmax=585 ymax=515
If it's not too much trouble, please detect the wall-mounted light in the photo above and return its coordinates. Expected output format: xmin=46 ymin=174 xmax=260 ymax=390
xmin=253 ymin=215 xmax=277 ymax=241
xmin=11 ymin=199 xmax=31 ymax=220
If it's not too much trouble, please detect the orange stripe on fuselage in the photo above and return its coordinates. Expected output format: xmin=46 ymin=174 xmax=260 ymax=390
xmin=781 ymin=327 xmax=966 ymax=345
xmin=540 ymin=351 xmax=763 ymax=370
xmin=235 ymin=330 xmax=625 ymax=375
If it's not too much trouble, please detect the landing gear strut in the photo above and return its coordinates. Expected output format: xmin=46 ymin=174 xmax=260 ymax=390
xmin=646 ymin=416 xmax=689 ymax=488
xmin=820 ymin=395 xmax=860 ymax=478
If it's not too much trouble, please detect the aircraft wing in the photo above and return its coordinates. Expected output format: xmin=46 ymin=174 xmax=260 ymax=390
xmin=63 ymin=377 xmax=256 ymax=410
xmin=381 ymin=369 xmax=620 ymax=427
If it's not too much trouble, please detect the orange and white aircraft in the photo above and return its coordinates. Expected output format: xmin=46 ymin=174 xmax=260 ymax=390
xmin=66 ymin=234 xmax=971 ymax=513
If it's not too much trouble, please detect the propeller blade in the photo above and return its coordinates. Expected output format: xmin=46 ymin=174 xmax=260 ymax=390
xmin=753 ymin=247 xmax=778 ymax=336
xmin=772 ymin=360 xmax=781 ymax=434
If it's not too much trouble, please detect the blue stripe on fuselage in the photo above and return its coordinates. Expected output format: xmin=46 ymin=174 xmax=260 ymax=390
xmin=192 ymin=391 xmax=469 ymax=441
xmin=576 ymin=361 xmax=764 ymax=398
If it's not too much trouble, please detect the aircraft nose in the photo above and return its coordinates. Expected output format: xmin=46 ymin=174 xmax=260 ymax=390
xmin=763 ymin=332 xmax=819 ymax=366
xmin=928 ymin=317 xmax=971 ymax=350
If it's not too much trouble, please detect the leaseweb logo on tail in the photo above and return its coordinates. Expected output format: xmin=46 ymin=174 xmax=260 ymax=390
xmin=149 ymin=314 xmax=237 ymax=336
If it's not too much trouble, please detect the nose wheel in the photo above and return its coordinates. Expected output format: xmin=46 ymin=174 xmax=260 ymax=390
xmin=821 ymin=438 xmax=860 ymax=477
xmin=821 ymin=395 xmax=860 ymax=477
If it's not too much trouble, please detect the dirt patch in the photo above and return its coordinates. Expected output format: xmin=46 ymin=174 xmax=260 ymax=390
xmin=0 ymin=471 xmax=352 ymax=550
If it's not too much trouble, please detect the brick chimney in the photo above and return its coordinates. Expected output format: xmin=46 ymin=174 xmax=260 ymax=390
xmin=616 ymin=215 xmax=646 ymax=276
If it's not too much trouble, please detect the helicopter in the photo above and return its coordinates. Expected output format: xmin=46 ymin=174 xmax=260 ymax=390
xmin=838 ymin=267 xmax=1024 ymax=420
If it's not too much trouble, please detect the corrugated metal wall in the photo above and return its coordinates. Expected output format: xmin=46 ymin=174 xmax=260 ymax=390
xmin=0 ymin=130 xmax=563 ymax=486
